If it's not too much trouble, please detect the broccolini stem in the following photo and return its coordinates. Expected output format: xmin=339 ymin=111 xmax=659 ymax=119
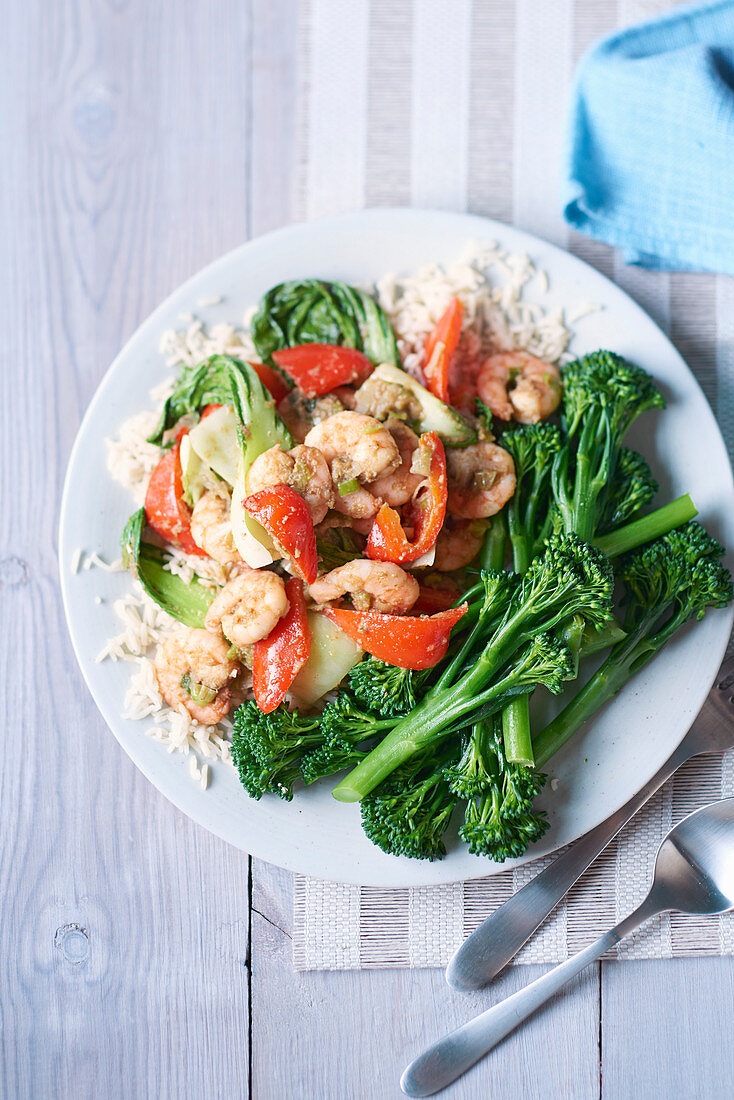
xmin=594 ymin=494 xmax=696 ymax=558
xmin=481 ymin=510 xmax=507 ymax=571
xmin=533 ymin=658 xmax=632 ymax=768
xmin=578 ymin=616 xmax=627 ymax=658
xmin=502 ymin=695 xmax=534 ymax=766
xmin=507 ymin=519 xmax=531 ymax=574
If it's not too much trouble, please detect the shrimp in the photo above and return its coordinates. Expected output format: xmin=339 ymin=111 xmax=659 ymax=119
xmin=305 ymin=411 xmax=399 ymax=520
xmin=204 ymin=569 xmax=289 ymax=646
xmin=367 ymin=420 xmax=424 ymax=507
xmin=246 ymin=443 xmax=335 ymax=524
xmin=434 ymin=520 xmax=488 ymax=572
xmin=154 ymin=628 xmax=239 ymax=724
xmin=190 ymin=490 xmax=242 ymax=565
xmin=477 ymin=351 xmax=562 ymax=424
xmin=447 ymin=441 xmax=516 ymax=519
xmin=277 ymin=391 xmax=344 ymax=443
xmin=308 ymin=559 xmax=419 ymax=614
xmin=354 ymin=375 xmax=423 ymax=424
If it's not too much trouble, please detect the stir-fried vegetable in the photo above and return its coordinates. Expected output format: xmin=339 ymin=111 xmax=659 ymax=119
xmin=121 ymin=509 xmax=214 ymax=628
xmin=252 ymin=578 xmax=312 ymax=714
xmin=250 ymin=279 xmax=401 ymax=367
xmin=272 ymin=344 xmax=373 ymax=396
xmin=366 ymin=432 xmax=448 ymax=564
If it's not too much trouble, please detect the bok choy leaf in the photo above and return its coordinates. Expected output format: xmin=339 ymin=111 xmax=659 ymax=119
xmin=121 ymin=509 xmax=215 ymax=628
xmin=250 ymin=279 xmax=401 ymax=367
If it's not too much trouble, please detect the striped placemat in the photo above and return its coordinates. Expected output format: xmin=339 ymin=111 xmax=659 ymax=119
xmin=292 ymin=0 xmax=734 ymax=970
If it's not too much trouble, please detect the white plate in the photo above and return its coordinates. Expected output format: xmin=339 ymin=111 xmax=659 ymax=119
xmin=59 ymin=209 xmax=734 ymax=886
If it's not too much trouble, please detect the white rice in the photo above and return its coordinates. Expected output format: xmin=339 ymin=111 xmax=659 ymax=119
xmin=158 ymin=318 xmax=258 ymax=371
xmin=375 ymin=240 xmax=576 ymax=380
xmin=105 ymin=409 xmax=163 ymax=505
xmin=99 ymin=241 xmax=589 ymax=786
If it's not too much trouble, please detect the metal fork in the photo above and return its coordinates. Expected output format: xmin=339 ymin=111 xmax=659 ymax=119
xmin=445 ymin=654 xmax=734 ymax=992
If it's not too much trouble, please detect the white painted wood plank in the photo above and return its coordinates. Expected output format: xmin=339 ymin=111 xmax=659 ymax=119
xmin=602 ymin=958 xmax=734 ymax=1099
xmin=0 ymin=2 xmax=253 ymax=1096
xmin=250 ymin=0 xmax=300 ymax=235
xmin=252 ymin=863 xmax=600 ymax=1099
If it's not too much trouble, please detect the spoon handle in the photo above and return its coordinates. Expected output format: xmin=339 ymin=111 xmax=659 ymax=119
xmin=401 ymin=898 xmax=660 ymax=1098
xmin=445 ymin=736 xmax=695 ymax=991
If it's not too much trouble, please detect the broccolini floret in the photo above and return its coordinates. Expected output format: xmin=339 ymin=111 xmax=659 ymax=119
xmin=534 ymin=522 xmax=733 ymax=767
xmin=552 ymin=350 xmax=665 ymax=542
xmin=231 ymin=702 xmax=325 ymax=801
xmin=361 ymin=743 xmax=460 ymax=861
xmin=456 ymin=717 xmax=549 ymax=861
xmin=347 ymin=657 xmax=420 ymax=717
xmin=299 ymin=695 xmax=394 ymax=784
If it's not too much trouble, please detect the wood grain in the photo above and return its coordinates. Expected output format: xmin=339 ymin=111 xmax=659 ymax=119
xmin=1 ymin=1 xmax=251 ymax=1096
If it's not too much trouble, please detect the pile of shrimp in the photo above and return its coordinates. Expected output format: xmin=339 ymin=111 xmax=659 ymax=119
xmin=152 ymin=347 xmax=562 ymax=722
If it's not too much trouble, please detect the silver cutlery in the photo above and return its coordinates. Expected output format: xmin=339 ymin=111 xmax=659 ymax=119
xmin=402 ymin=796 xmax=734 ymax=1097
xmin=446 ymin=654 xmax=734 ymax=992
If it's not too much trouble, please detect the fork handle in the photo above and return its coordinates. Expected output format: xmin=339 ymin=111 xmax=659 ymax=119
xmin=403 ymin=897 xmax=661 ymax=1097
xmin=445 ymin=736 xmax=695 ymax=991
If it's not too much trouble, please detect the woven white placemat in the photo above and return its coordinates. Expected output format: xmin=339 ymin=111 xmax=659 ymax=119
xmin=292 ymin=0 xmax=734 ymax=970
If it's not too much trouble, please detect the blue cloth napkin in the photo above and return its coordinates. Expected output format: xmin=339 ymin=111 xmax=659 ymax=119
xmin=564 ymin=0 xmax=734 ymax=274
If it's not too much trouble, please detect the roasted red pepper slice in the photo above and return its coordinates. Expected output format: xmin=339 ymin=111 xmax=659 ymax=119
xmin=322 ymin=605 xmax=467 ymax=670
xmin=422 ymin=296 xmax=463 ymax=403
xmin=412 ymin=582 xmax=461 ymax=615
xmin=250 ymin=361 xmax=292 ymax=404
xmin=244 ymin=484 xmax=318 ymax=584
xmin=271 ymin=344 xmax=373 ymax=397
xmin=253 ymin=577 xmax=312 ymax=713
xmin=366 ymin=431 xmax=447 ymax=564
xmin=144 ymin=429 xmax=206 ymax=556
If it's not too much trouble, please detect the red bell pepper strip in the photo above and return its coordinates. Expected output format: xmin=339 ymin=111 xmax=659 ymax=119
xmin=144 ymin=429 xmax=207 ymax=556
xmin=250 ymin=361 xmax=292 ymax=404
xmin=422 ymin=296 xmax=463 ymax=403
xmin=253 ymin=577 xmax=312 ymax=713
xmin=412 ymin=582 xmax=461 ymax=615
xmin=244 ymin=484 xmax=318 ymax=584
xmin=271 ymin=344 xmax=373 ymax=397
xmin=322 ymin=605 xmax=468 ymax=670
xmin=366 ymin=431 xmax=447 ymax=564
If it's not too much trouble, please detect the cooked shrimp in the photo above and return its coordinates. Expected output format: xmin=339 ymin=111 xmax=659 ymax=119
xmin=190 ymin=490 xmax=242 ymax=565
xmin=354 ymin=375 xmax=423 ymax=423
xmin=305 ymin=411 xmax=399 ymax=520
xmin=277 ymin=391 xmax=344 ymax=443
xmin=308 ymin=559 xmax=419 ymax=614
xmin=246 ymin=443 xmax=334 ymax=524
xmin=447 ymin=441 xmax=516 ymax=519
xmin=204 ymin=569 xmax=289 ymax=646
xmin=367 ymin=420 xmax=424 ymax=507
xmin=477 ymin=352 xmax=562 ymax=424
xmin=154 ymin=628 xmax=239 ymax=724
xmin=434 ymin=520 xmax=488 ymax=572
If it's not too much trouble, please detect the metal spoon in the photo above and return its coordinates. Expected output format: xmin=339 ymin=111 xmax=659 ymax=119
xmin=401 ymin=797 xmax=734 ymax=1097
xmin=446 ymin=655 xmax=734 ymax=992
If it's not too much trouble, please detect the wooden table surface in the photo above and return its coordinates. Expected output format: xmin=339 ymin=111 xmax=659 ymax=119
xmin=4 ymin=2 xmax=734 ymax=1097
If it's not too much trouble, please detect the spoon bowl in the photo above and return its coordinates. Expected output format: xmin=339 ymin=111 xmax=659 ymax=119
xmin=653 ymin=798 xmax=734 ymax=914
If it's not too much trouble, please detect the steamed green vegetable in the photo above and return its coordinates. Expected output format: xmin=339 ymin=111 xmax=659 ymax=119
xmin=120 ymin=509 xmax=214 ymax=628
xmin=250 ymin=279 xmax=401 ymax=367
